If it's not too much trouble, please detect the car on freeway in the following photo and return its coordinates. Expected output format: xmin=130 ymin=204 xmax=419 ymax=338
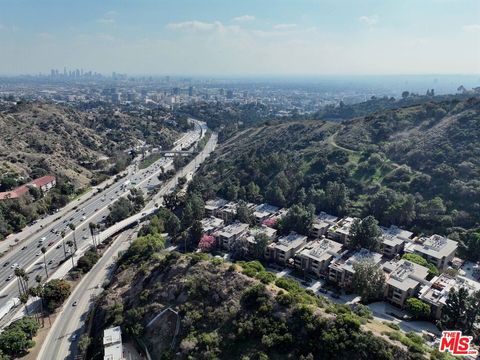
xmin=36 ymin=252 xmax=41 ymax=257
xmin=6 ymin=275 xmax=12 ymax=281
xmin=48 ymin=241 xmax=54 ymax=246
xmin=72 ymin=300 xmax=78 ymax=306
xmin=48 ymin=260 xmax=53 ymax=265
xmin=3 ymin=261 xmax=10 ymax=267
xmin=21 ymin=246 xmax=27 ymax=250
xmin=11 ymin=263 xmax=18 ymax=269
xmin=56 ymin=244 xmax=62 ymax=249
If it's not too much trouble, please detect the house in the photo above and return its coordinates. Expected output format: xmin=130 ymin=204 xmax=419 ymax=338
xmin=419 ymin=274 xmax=480 ymax=320
xmin=382 ymin=259 xmax=429 ymax=308
xmin=328 ymin=248 xmax=383 ymax=288
xmin=266 ymin=232 xmax=307 ymax=265
xmin=253 ymin=203 xmax=279 ymax=225
xmin=326 ymin=216 xmax=357 ymax=244
xmin=204 ymin=198 xmax=228 ymax=217
xmin=294 ymin=238 xmax=343 ymax=277
xmin=200 ymin=217 xmax=224 ymax=234
xmin=216 ymin=222 xmax=249 ymax=249
xmin=381 ymin=225 xmax=414 ymax=258
xmin=103 ymin=326 xmax=124 ymax=360
xmin=0 ymin=175 xmax=57 ymax=201
xmin=407 ymin=234 xmax=458 ymax=270
xmin=311 ymin=212 xmax=338 ymax=238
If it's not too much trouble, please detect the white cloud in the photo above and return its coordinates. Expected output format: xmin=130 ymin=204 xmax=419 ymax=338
xmin=273 ymin=23 xmax=298 ymax=30
xmin=97 ymin=18 xmax=115 ymax=25
xmin=232 ymin=15 xmax=255 ymax=22
xmin=359 ymin=14 xmax=379 ymax=26
xmin=463 ymin=24 xmax=480 ymax=33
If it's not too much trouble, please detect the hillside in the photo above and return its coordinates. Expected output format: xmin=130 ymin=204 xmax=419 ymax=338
xmin=0 ymin=102 xmax=179 ymax=189
xmin=189 ymin=97 xmax=480 ymax=256
xmin=88 ymin=248 xmax=421 ymax=360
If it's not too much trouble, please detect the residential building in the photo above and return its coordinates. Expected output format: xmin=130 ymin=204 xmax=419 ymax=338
xmin=216 ymin=222 xmax=249 ymax=249
xmin=328 ymin=248 xmax=383 ymax=287
xmin=311 ymin=212 xmax=338 ymax=238
xmin=0 ymin=175 xmax=56 ymax=201
xmin=381 ymin=225 xmax=413 ymax=258
xmin=103 ymin=326 xmax=124 ymax=360
xmin=244 ymin=226 xmax=278 ymax=257
xmin=382 ymin=259 xmax=429 ymax=307
xmin=295 ymin=238 xmax=343 ymax=277
xmin=216 ymin=201 xmax=238 ymax=222
xmin=200 ymin=217 xmax=224 ymax=234
xmin=419 ymin=274 xmax=480 ymax=319
xmin=266 ymin=232 xmax=307 ymax=265
xmin=408 ymin=234 xmax=458 ymax=270
xmin=253 ymin=203 xmax=279 ymax=225
xmin=204 ymin=198 xmax=228 ymax=217
xmin=326 ymin=216 xmax=357 ymax=244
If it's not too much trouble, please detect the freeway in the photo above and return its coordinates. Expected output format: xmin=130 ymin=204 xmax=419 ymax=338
xmin=38 ymin=125 xmax=216 ymax=360
xmin=0 ymin=119 xmax=205 ymax=314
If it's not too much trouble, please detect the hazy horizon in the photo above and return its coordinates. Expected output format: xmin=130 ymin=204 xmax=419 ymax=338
xmin=1 ymin=0 xmax=479 ymax=76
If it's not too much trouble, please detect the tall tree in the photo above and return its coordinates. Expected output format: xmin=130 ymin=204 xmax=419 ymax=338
xmin=41 ymin=247 xmax=48 ymax=278
xmin=349 ymin=216 xmax=382 ymax=252
xmin=351 ymin=261 xmax=385 ymax=304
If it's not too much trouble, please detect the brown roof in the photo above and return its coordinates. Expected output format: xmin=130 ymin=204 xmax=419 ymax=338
xmin=30 ymin=176 xmax=56 ymax=188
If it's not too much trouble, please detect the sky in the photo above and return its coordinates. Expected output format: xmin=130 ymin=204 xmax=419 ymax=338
xmin=0 ymin=0 xmax=479 ymax=76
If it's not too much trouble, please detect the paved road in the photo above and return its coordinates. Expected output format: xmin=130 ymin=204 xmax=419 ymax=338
xmin=38 ymin=126 xmax=216 ymax=360
xmin=37 ymin=228 xmax=137 ymax=360
xmin=0 ymin=120 xmax=205 ymax=316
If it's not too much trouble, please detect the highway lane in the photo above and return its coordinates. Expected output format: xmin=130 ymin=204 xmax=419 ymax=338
xmin=0 ymin=120 xmax=204 ymax=312
xmin=38 ymin=124 xmax=215 ymax=360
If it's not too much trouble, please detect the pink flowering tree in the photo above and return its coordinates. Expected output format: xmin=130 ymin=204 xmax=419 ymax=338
xmin=198 ymin=234 xmax=216 ymax=253
xmin=262 ymin=217 xmax=277 ymax=228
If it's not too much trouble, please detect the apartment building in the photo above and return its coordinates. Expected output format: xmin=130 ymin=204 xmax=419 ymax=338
xmin=327 ymin=216 xmax=357 ymax=244
xmin=328 ymin=248 xmax=383 ymax=287
xmin=244 ymin=226 xmax=278 ymax=257
xmin=216 ymin=222 xmax=249 ymax=249
xmin=311 ymin=212 xmax=338 ymax=238
xmin=381 ymin=225 xmax=414 ymax=258
xmin=216 ymin=201 xmax=238 ymax=222
xmin=200 ymin=217 xmax=224 ymax=234
xmin=204 ymin=198 xmax=228 ymax=217
xmin=253 ymin=203 xmax=280 ymax=225
xmin=382 ymin=259 xmax=429 ymax=308
xmin=419 ymin=274 xmax=480 ymax=319
xmin=407 ymin=234 xmax=458 ymax=270
xmin=294 ymin=238 xmax=343 ymax=277
xmin=266 ymin=232 xmax=307 ymax=265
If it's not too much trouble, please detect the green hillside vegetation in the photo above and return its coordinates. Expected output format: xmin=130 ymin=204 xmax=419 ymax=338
xmin=189 ymin=97 xmax=480 ymax=258
xmin=88 ymin=248 xmax=425 ymax=360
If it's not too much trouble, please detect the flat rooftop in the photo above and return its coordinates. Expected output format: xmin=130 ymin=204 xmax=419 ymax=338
xmin=298 ymin=238 xmax=343 ymax=263
xmin=383 ymin=259 xmax=429 ymax=291
xmin=103 ymin=326 xmax=122 ymax=346
xmin=217 ymin=222 xmax=249 ymax=238
xmin=274 ymin=233 xmax=307 ymax=252
xmin=414 ymin=234 xmax=458 ymax=259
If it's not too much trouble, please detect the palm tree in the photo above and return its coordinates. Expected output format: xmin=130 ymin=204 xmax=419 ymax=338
xmin=41 ymin=246 xmax=49 ymax=278
xmin=14 ymin=267 xmax=27 ymax=296
xmin=68 ymin=223 xmax=78 ymax=251
xmin=60 ymin=230 xmax=67 ymax=259
xmin=89 ymin=222 xmax=98 ymax=253
xmin=19 ymin=292 xmax=29 ymax=316
xmin=66 ymin=240 xmax=75 ymax=267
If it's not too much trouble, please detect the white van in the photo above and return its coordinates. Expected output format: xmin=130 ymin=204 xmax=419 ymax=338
xmin=39 ymin=237 xmax=46 ymax=244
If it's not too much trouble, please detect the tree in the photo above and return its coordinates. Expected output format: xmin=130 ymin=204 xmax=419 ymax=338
xmin=89 ymin=222 xmax=98 ymax=252
xmin=277 ymin=204 xmax=314 ymax=236
xmin=351 ymin=260 xmax=385 ymax=303
xmin=198 ymin=235 xmax=216 ymax=252
xmin=122 ymin=233 xmax=165 ymax=265
xmin=349 ymin=216 xmax=382 ymax=252
xmin=68 ymin=223 xmax=78 ymax=251
xmin=323 ymin=181 xmax=348 ymax=215
xmin=401 ymin=91 xmax=410 ymax=99
xmin=231 ymin=237 xmax=250 ymax=261
xmin=252 ymin=233 xmax=269 ymax=259
xmin=41 ymin=246 xmax=48 ymax=278
xmin=405 ymin=298 xmax=430 ymax=319
xmin=66 ymin=240 xmax=75 ymax=267
xmin=60 ymin=230 xmax=67 ymax=259
xmin=77 ymin=248 xmax=101 ymax=273
xmin=402 ymin=253 xmax=439 ymax=276
xmin=440 ymin=288 xmax=480 ymax=337
xmin=43 ymin=279 xmax=71 ymax=313
xmin=236 ymin=201 xmax=254 ymax=225
xmin=78 ymin=334 xmax=91 ymax=355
